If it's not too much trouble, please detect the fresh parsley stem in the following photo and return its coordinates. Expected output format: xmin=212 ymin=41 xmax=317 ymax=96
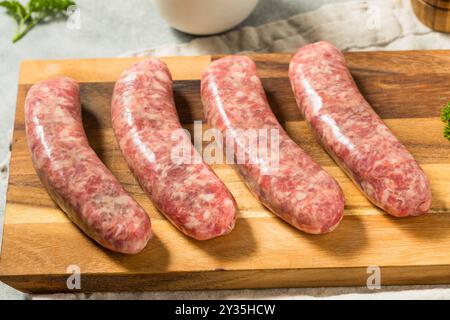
xmin=12 ymin=15 xmax=45 ymax=43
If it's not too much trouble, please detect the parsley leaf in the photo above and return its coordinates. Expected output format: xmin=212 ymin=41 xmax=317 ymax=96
xmin=445 ymin=124 xmax=450 ymax=140
xmin=442 ymin=102 xmax=450 ymax=141
xmin=0 ymin=0 xmax=76 ymax=43
xmin=0 ymin=1 xmax=27 ymax=23
xmin=441 ymin=102 xmax=450 ymax=123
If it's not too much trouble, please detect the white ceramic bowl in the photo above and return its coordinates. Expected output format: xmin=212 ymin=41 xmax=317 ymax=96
xmin=153 ymin=0 xmax=259 ymax=35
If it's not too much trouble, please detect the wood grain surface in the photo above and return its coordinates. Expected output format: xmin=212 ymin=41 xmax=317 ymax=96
xmin=412 ymin=0 xmax=450 ymax=32
xmin=1 ymin=51 xmax=450 ymax=293
xmin=422 ymin=0 xmax=450 ymax=10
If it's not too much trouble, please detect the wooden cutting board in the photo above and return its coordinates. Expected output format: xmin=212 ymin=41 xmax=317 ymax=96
xmin=1 ymin=51 xmax=450 ymax=294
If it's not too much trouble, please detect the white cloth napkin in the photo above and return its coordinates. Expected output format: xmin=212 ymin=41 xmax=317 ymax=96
xmin=33 ymin=0 xmax=450 ymax=300
xmin=122 ymin=0 xmax=450 ymax=57
xmin=33 ymin=285 xmax=450 ymax=300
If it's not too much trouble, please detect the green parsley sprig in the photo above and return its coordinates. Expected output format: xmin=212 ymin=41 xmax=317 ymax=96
xmin=0 ymin=0 xmax=75 ymax=43
xmin=441 ymin=102 xmax=450 ymax=140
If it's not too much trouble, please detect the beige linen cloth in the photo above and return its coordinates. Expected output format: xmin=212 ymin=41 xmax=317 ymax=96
xmin=35 ymin=0 xmax=450 ymax=300
xmin=123 ymin=0 xmax=450 ymax=57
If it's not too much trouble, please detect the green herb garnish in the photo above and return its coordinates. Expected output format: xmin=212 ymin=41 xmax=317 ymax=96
xmin=444 ymin=125 xmax=450 ymax=140
xmin=0 ymin=0 xmax=75 ymax=43
xmin=441 ymin=102 xmax=450 ymax=140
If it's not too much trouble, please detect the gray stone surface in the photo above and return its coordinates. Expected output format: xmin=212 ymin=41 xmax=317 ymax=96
xmin=0 ymin=0 xmax=355 ymax=299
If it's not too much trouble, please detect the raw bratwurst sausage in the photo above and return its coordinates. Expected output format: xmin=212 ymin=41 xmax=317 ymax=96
xmin=289 ymin=41 xmax=432 ymax=217
xmin=25 ymin=77 xmax=152 ymax=254
xmin=112 ymin=59 xmax=237 ymax=240
xmin=201 ymin=56 xmax=344 ymax=234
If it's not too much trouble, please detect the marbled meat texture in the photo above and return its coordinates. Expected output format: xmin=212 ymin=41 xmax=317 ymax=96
xmin=201 ymin=55 xmax=344 ymax=234
xmin=25 ymin=77 xmax=152 ymax=254
xmin=289 ymin=41 xmax=431 ymax=217
xmin=112 ymin=59 xmax=237 ymax=240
